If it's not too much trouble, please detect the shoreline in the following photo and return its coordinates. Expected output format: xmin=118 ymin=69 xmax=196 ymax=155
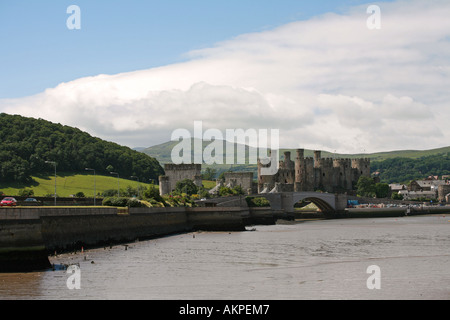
xmin=1 ymin=205 xmax=449 ymax=272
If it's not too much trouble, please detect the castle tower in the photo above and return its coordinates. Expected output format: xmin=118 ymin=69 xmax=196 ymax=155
xmin=283 ymin=151 xmax=295 ymax=170
xmin=295 ymin=149 xmax=305 ymax=183
xmin=333 ymin=158 xmax=352 ymax=191
xmin=314 ymin=151 xmax=322 ymax=168
xmin=319 ymin=158 xmax=334 ymax=192
xmin=159 ymin=163 xmax=202 ymax=195
xmin=295 ymin=149 xmax=305 ymax=189
xmin=257 ymin=154 xmax=277 ymax=193
xmin=159 ymin=176 xmax=171 ymax=196
xmin=352 ymin=158 xmax=371 ymax=177
xmin=351 ymin=158 xmax=371 ymax=186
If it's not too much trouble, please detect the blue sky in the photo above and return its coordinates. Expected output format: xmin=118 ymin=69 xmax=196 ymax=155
xmin=0 ymin=0 xmax=389 ymax=99
xmin=0 ymin=0 xmax=447 ymax=153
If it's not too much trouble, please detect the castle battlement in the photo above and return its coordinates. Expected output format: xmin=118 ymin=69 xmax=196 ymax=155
xmin=258 ymin=149 xmax=371 ymax=194
xmin=164 ymin=163 xmax=201 ymax=171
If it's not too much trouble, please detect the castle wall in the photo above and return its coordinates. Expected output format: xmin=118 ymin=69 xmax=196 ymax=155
xmin=160 ymin=164 xmax=202 ymax=195
xmin=438 ymin=185 xmax=450 ymax=202
xmin=224 ymin=172 xmax=254 ymax=194
xmin=333 ymin=159 xmax=353 ymax=191
xmin=259 ymin=148 xmax=371 ymax=194
xmin=304 ymin=158 xmax=315 ymax=191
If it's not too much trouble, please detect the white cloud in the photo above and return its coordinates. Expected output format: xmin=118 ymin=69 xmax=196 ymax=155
xmin=1 ymin=0 xmax=449 ymax=153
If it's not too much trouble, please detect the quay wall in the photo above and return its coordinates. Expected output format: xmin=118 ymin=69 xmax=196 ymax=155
xmin=3 ymin=205 xmax=449 ymax=272
xmin=0 ymin=218 xmax=51 ymax=272
xmin=0 ymin=206 xmax=257 ymax=272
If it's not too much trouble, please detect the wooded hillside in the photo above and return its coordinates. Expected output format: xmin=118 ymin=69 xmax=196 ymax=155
xmin=0 ymin=113 xmax=164 ymax=182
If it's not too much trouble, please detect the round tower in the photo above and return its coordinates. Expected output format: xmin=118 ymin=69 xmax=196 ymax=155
xmin=352 ymin=158 xmax=371 ymax=177
xmin=159 ymin=176 xmax=171 ymax=196
xmin=314 ymin=151 xmax=322 ymax=168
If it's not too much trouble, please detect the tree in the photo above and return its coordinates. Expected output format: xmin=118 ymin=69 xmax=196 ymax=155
xmin=202 ymin=167 xmax=217 ymax=181
xmin=391 ymin=192 xmax=404 ymax=200
xmin=246 ymin=197 xmax=271 ymax=207
xmin=375 ymin=183 xmax=390 ymax=198
xmin=102 ymin=189 xmax=118 ymax=197
xmin=231 ymin=185 xmax=245 ymax=195
xmin=197 ymin=186 xmax=211 ymax=199
xmin=18 ymin=188 xmax=34 ymax=197
xmin=174 ymin=179 xmax=198 ymax=196
xmin=219 ymin=186 xmax=233 ymax=197
xmin=0 ymin=113 xmax=164 ymax=183
xmin=143 ymin=184 xmax=163 ymax=202
xmin=356 ymin=176 xmax=376 ymax=198
xmin=218 ymin=170 xmax=232 ymax=182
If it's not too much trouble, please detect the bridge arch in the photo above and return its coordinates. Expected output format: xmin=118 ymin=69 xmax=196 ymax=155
xmin=255 ymin=192 xmax=337 ymax=213
xmin=293 ymin=196 xmax=335 ymax=213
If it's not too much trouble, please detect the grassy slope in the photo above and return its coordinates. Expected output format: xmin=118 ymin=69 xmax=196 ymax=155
xmin=0 ymin=173 xmax=156 ymax=197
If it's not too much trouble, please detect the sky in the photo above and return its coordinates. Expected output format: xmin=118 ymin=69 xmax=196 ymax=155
xmin=0 ymin=0 xmax=448 ymax=154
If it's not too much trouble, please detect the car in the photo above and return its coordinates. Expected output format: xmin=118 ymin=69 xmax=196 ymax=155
xmin=24 ymin=198 xmax=38 ymax=202
xmin=0 ymin=197 xmax=17 ymax=207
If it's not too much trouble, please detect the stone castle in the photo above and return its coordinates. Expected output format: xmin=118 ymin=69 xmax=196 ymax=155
xmin=159 ymin=164 xmax=202 ymax=196
xmin=158 ymin=149 xmax=371 ymax=196
xmin=258 ymin=149 xmax=370 ymax=194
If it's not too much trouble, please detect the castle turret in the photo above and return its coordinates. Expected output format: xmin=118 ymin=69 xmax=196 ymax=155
xmin=159 ymin=176 xmax=171 ymax=196
xmin=352 ymin=158 xmax=371 ymax=177
xmin=351 ymin=158 xmax=371 ymax=186
xmin=296 ymin=149 xmax=304 ymax=161
xmin=295 ymin=149 xmax=304 ymax=181
xmin=283 ymin=151 xmax=295 ymax=170
xmin=314 ymin=151 xmax=322 ymax=168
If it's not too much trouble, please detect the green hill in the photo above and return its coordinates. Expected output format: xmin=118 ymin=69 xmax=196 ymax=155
xmin=142 ymin=139 xmax=450 ymax=183
xmin=0 ymin=172 xmax=155 ymax=198
xmin=0 ymin=113 xmax=164 ymax=184
xmin=143 ymin=139 xmax=450 ymax=164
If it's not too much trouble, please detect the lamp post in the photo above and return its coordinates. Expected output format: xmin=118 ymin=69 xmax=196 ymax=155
xmin=110 ymin=172 xmax=120 ymax=197
xmin=45 ymin=161 xmax=57 ymax=206
xmin=131 ymin=176 xmax=140 ymax=199
xmin=85 ymin=168 xmax=96 ymax=206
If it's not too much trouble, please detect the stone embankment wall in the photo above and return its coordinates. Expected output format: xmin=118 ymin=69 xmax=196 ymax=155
xmin=0 ymin=206 xmax=273 ymax=272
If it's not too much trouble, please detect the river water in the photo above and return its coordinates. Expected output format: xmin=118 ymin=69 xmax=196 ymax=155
xmin=0 ymin=215 xmax=449 ymax=300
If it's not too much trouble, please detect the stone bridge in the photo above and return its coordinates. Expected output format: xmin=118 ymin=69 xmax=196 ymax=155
xmin=253 ymin=192 xmax=349 ymax=213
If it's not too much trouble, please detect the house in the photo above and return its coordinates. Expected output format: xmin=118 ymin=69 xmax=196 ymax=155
xmin=399 ymin=190 xmax=437 ymax=201
xmin=408 ymin=179 xmax=446 ymax=192
xmin=389 ymin=184 xmax=407 ymax=192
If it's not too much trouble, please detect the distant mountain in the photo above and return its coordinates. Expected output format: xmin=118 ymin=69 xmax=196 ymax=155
xmin=0 ymin=113 xmax=164 ymax=183
xmin=142 ymin=139 xmax=450 ymax=182
xmin=142 ymin=138 xmax=450 ymax=164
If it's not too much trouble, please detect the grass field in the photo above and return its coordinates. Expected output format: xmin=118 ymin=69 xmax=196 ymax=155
xmin=202 ymin=180 xmax=216 ymax=189
xmin=0 ymin=175 xmax=218 ymax=198
xmin=0 ymin=173 xmax=156 ymax=197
